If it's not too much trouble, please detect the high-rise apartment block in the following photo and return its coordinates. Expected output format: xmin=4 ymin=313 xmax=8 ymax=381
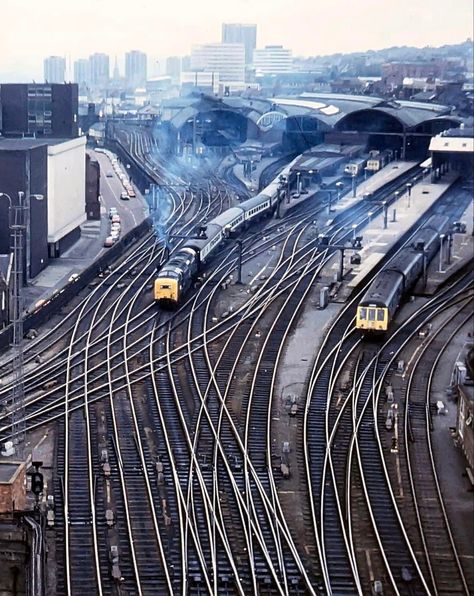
xmin=125 ymin=50 xmax=147 ymax=88
xmin=74 ymin=59 xmax=90 ymax=90
xmin=44 ymin=56 xmax=66 ymax=84
xmin=253 ymin=45 xmax=293 ymax=75
xmin=89 ymin=53 xmax=110 ymax=88
xmin=191 ymin=43 xmax=245 ymax=82
xmin=222 ymin=23 xmax=257 ymax=65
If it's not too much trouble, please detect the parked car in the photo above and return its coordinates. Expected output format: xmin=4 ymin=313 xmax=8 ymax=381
xmin=106 ymin=172 xmax=113 ymax=177
xmin=127 ymin=189 xmax=136 ymax=198
xmin=104 ymin=236 xmax=114 ymax=247
xmin=111 ymin=222 xmax=121 ymax=232
xmin=109 ymin=207 xmax=118 ymax=219
xmin=110 ymin=230 xmax=120 ymax=240
xmin=111 ymin=214 xmax=121 ymax=223
xmin=120 ymin=191 xmax=129 ymax=200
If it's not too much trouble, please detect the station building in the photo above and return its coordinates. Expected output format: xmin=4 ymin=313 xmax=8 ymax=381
xmin=157 ymin=92 xmax=462 ymax=162
xmin=429 ymin=125 xmax=474 ymax=180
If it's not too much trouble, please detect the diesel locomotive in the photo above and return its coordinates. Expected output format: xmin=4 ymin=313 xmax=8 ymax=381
xmin=154 ymin=172 xmax=287 ymax=306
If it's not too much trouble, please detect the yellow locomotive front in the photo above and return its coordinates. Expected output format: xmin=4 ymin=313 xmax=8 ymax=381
xmin=154 ymin=276 xmax=180 ymax=305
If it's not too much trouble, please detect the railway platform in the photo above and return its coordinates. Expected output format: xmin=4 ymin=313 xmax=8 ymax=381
xmin=279 ymin=160 xmax=419 ymax=217
xmin=344 ymin=170 xmax=460 ymax=290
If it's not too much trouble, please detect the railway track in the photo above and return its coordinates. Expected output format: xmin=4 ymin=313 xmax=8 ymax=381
xmin=1 ymin=123 xmax=472 ymax=595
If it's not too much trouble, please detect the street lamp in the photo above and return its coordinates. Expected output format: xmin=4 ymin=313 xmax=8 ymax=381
xmin=352 ymin=173 xmax=357 ymax=198
xmin=351 ymin=223 xmax=358 ymax=241
xmin=335 ymin=181 xmax=344 ymax=202
xmin=296 ymin=171 xmax=301 ymax=195
xmin=438 ymin=234 xmax=445 ymax=273
xmin=406 ymin=182 xmax=413 ymax=208
xmin=276 ymin=175 xmax=288 ymax=218
xmin=0 ymin=191 xmax=44 ymax=459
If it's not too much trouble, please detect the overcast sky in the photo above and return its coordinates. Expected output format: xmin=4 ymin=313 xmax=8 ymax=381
xmin=1 ymin=0 xmax=472 ymax=81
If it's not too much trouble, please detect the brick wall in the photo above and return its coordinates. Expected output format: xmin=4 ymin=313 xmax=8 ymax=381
xmin=0 ymin=464 xmax=26 ymax=513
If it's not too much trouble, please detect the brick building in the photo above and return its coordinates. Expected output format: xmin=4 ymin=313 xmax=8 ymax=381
xmin=86 ymin=153 xmax=101 ymax=220
xmin=0 ymin=462 xmax=26 ymax=513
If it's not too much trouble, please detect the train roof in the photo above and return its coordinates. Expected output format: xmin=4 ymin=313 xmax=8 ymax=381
xmin=359 ymin=269 xmax=403 ymax=307
xmin=240 ymin=193 xmax=273 ymax=211
xmin=419 ymin=215 xmax=449 ymax=236
xmin=208 ymin=207 xmax=244 ymax=228
xmin=385 ymin=250 xmax=422 ymax=278
xmin=347 ymin=156 xmax=367 ymax=165
xmin=181 ymin=222 xmax=222 ymax=252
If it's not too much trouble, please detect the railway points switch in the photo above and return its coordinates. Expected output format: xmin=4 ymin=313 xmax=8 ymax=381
xmin=106 ymin=509 xmax=115 ymax=527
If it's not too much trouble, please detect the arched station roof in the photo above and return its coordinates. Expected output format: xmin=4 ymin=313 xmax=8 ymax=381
xmin=160 ymin=92 xmax=459 ymax=137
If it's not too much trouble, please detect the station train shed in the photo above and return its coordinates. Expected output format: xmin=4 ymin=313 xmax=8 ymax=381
xmin=157 ymin=92 xmax=461 ymax=160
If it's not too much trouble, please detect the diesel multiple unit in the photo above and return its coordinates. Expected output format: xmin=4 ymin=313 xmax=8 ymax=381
xmin=356 ymin=214 xmax=449 ymax=332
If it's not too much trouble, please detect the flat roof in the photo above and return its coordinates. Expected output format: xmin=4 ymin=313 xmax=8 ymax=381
xmin=429 ymin=135 xmax=474 ymax=153
xmin=0 ymin=462 xmax=22 ymax=483
xmin=0 ymin=137 xmax=71 ymax=151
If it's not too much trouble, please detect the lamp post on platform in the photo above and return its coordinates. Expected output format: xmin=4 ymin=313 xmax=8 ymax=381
xmin=336 ymin=181 xmax=344 ymax=202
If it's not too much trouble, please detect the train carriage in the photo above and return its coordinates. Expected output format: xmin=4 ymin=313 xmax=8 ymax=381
xmin=356 ymin=214 xmax=450 ymax=333
xmin=208 ymin=207 xmax=245 ymax=236
xmin=240 ymin=193 xmax=274 ymax=222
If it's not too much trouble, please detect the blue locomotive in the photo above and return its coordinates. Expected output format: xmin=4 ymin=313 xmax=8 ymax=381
xmin=154 ymin=173 xmax=286 ymax=306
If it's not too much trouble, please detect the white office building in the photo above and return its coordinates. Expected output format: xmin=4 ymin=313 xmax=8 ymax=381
xmin=44 ymin=56 xmax=66 ymax=84
xmin=253 ymin=45 xmax=293 ymax=75
xmin=181 ymin=71 xmax=220 ymax=94
xmin=191 ymin=43 xmax=245 ymax=83
xmin=47 ymin=136 xmax=87 ymax=252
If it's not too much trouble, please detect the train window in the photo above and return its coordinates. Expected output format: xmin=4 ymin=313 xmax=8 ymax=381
xmin=377 ymin=310 xmax=385 ymax=321
xmin=160 ymin=285 xmax=170 ymax=289
xmin=368 ymin=309 xmax=376 ymax=321
xmin=359 ymin=308 xmax=367 ymax=319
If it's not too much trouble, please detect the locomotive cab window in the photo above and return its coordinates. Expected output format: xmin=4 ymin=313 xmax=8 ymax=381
xmin=359 ymin=308 xmax=367 ymax=320
xmin=377 ymin=310 xmax=385 ymax=321
xmin=160 ymin=284 xmax=170 ymax=289
xmin=368 ymin=309 xmax=376 ymax=321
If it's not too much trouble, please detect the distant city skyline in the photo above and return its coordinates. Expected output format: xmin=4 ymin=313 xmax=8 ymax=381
xmin=1 ymin=0 xmax=473 ymax=82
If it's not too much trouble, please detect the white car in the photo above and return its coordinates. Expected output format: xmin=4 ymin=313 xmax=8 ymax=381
xmin=110 ymin=229 xmax=120 ymax=240
xmin=109 ymin=207 xmax=118 ymax=219
xmin=111 ymin=222 xmax=121 ymax=232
